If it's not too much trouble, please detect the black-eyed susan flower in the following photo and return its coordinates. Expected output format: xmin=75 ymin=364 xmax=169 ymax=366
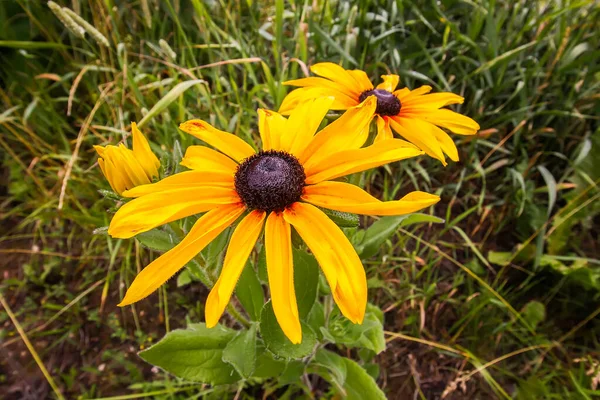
xmin=279 ymin=62 xmax=480 ymax=166
xmin=95 ymin=122 xmax=160 ymax=195
xmin=107 ymin=97 xmax=440 ymax=344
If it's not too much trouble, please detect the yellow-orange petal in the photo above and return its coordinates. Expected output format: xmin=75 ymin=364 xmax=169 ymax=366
xmin=131 ymin=122 xmax=160 ymax=179
xmin=281 ymin=96 xmax=334 ymax=157
xmin=347 ymin=69 xmax=374 ymax=92
xmin=374 ymin=116 xmax=394 ymax=143
xmin=282 ymin=77 xmax=353 ymax=95
xmin=299 ymin=96 xmax=377 ymax=167
xmin=376 ymin=74 xmax=400 ymax=92
xmin=283 ymin=203 xmax=366 ymax=324
xmin=108 ymin=187 xmax=241 ymax=239
xmin=389 ymin=117 xmax=447 ymax=166
xmin=119 ymin=144 xmax=153 ymax=187
xmin=401 ymin=92 xmax=465 ymax=110
xmin=179 ymin=119 xmax=255 ymax=163
xmin=123 ymin=170 xmax=235 ymax=198
xmin=310 ymin=62 xmax=363 ymax=96
xmin=180 ymin=145 xmax=239 ymax=172
xmin=258 ymin=108 xmax=286 ymax=151
xmin=303 ymin=181 xmax=440 ymax=215
xmin=400 ymin=85 xmax=432 ymax=101
xmin=205 ymin=210 xmax=266 ymax=327
xmin=279 ymin=87 xmax=358 ymax=115
xmin=305 ymin=139 xmax=422 ymax=184
xmin=118 ymin=204 xmax=244 ymax=306
xmin=265 ymin=212 xmax=301 ymax=344
xmin=405 ymin=108 xmax=480 ymax=135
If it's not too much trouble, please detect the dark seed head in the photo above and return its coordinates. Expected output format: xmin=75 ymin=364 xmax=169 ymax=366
xmin=358 ymin=88 xmax=401 ymax=116
xmin=234 ymin=150 xmax=305 ymax=213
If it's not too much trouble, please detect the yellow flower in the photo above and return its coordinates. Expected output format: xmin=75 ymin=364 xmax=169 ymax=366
xmin=95 ymin=122 xmax=160 ymax=195
xmin=108 ymin=97 xmax=440 ymax=344
xmin=279 ymin=62 xmax=480 ymax=166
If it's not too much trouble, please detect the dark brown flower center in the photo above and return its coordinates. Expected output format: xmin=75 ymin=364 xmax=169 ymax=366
xmin=234 ymin=150 xmax=305 ymax=213
xmin=358 ymin=88 xmax=401 ymax=116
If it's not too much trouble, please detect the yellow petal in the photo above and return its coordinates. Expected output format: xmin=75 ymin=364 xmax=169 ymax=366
xmin=389 ymin=117 xmax=447 ymax=166
xmin=299 ymin=96 xmax=376 ymax=167
xmin=123 ymin=170 xmax=235 ymax=198
xmin=265 ymin=212 xmax=301 ymax=344
xmin=205 ymin=210 xmax=266 ymax=327
xmin=179 ymin=119 xmax=256 ymax=163
xmin=305 ymin=139 xmax=422 ymax=184
xmin=347 ymin=69 xmax=374 ymax=92
xmin=283 ymin=203 xmax=366 ymax=324
xmin=279 ymin=87 xmax=358 ymax=115
xmin=283 ymin=77 xmax=355 ymax=96
xmin=376 ymin=74 xmax=400 ymax=92
xmin=103 ymin=146 xmax=137 ymax=192
xmin=303 ymin=181 xmax=440 ymax=215
xmin=131 ymin=122 xmax=160 ymax=179
xmin=258 ymin=109 xmax=286 ymax=151
xmin=430 ymin=124 xmax=459 ymax=162
xmin=180 ymin=145 xmax=239 ymax=173
xmin=118 ymin=204 xmax=244 ymax=306
xmin=310 ymin=62 xmax=362 ymax=96
xmin=108 ymin=187 xmax=241 ymax=239
xmin=400 ymin=85 xmax=432 ymax=101
xmin=101 ymin=151 xmax=129 ymax=195
xmin=406 ymin=108 xmax=480 ymax=135
xmin=94 ymin=145 xmax=106 ymax=157
xmin=119 ymin=144 xmax=153 ymax=187
xmin=374 ymin=116 xmax=394 ymax=142
xmin=401 ymin=92 xmax=465 ymax=110
xmin=393 ymin=87 xmax=411 ymax=101
xmin=97 ymin=158 xmax=118 ymax=193
xmin=281 ymin=96 xmax=334 ymax=157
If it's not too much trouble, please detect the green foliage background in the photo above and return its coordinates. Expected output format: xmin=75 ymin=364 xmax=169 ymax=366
xmin=0 ymin=0 xmax=599 ymax=399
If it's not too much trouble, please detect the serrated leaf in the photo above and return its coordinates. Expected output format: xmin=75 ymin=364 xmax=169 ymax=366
xmin=135 ymin=229 xmax=177 ymax=252
xmin=326 ymin=304 xmax=386 ymax=354
xmin=293 ymin=248 xmax=319 ymax=319
xmin=139 ymin=323 xmax=240 ymax=385
xmin=320 ymin=207 xmax=360 ymax=228
xmin=253 ymin=347 xmax=286 ymax=378
xmin=222 ymin=324 xmax=257 ymax=378
xmin=236 ymin=262 xmax=264 ymax=321
xmin=260 ymin=301 xmax=316 ymax=359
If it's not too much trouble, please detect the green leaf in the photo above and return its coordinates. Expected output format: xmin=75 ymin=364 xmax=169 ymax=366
xmin=358 ymin=213 xmax=444 ymax=258
xmin=139 ymin=323 xmax=240 ymax=385
xmin=236 ymin=262 xmax=264 ymax=321
xmin=320 ymin=208 xmax=360 ymax=228
xmin=135 ymin=229 xmax=177 ymax=252
xmin=325 ymin=304 xmax=386 ymax=354
xmin=279 ymin=360 xmax=305 ymax=385
xmin=176 ymin=269 xmax=192 ymax=287
xmin=307 ymin=302 xmax=325 ymax=340
xmin=138 ymin=79 xmax=206 ymax=128
xmin=312 ymin=349 xmax=386 ymax=400
xmin=260 ymin=301 xmax=317 ymax=359
xmin=0 ymin=40 xmax=66 ymax=49
xmin=522 ymin=301 xmax=546 ymax=330
xmin=253 ymin=347 xmax=286 ymax=379
xmin=222 ymin=324 xmax=257 ymax=379
xmin=293 ymin=248 xmax=319 ymax=319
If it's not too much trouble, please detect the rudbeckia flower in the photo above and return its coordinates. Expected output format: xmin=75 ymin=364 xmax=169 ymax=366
xmin=95 ymin=122 xmax=160 ymax=195
xmin=279 ymin=62 xmax=480 ymax=166
xmin=107 ymin=97 xmax=440 ymax=344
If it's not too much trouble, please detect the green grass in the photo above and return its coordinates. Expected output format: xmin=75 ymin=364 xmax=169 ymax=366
xmin=1 ymin=0 xmax=599 ymax=398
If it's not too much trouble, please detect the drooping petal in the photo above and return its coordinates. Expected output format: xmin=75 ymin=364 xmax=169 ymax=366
xmin=279 ymin=87 xmax=358 ymax=114
xmin=430 ymin=124 xmax=459 ymax=162
xmin=374 ymin=116 xmax=394 ymax=142
xmin=376 ymin=74 xmax=400 ymax=92
xmin=281 ymin=96 xmax=334 ymax=157
xmin=131 ymin=122 xmax=160 ymax=178
xmin=258 ymin=109 xmax=286 ymax=150
xmin=310 ymin=62 xmax=363 ymax=97
xmin=303 ymin=181 xmax=440 ymax=215
xmin=118 ymin=204 xmax=244 ymax=306
xmin=108 ymin=187 xmax=241 ymax=239
xmin=179 ymin=119 xmax=256 ymax=163
xmin=180 ymin=145 xmax=238 ymax=173
xmin=405 ymin=108 xmax=480 ymax=135
xmin=205 ymin=210 xmax=266 ymax=328
xmin=265 ymin=212 xmax=301 ymax=344
xmin=283 ymin=203 xmax=366 ymax=324
xmin=123 ymin=170 xmax=235 ymax=198
xmin=299 ymin=96 xmax=377 ymax=167
xmin=305 ymin=139 xmax=422 ymax=184
xmin=389 ymin=117 xmax=447 ymax=166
